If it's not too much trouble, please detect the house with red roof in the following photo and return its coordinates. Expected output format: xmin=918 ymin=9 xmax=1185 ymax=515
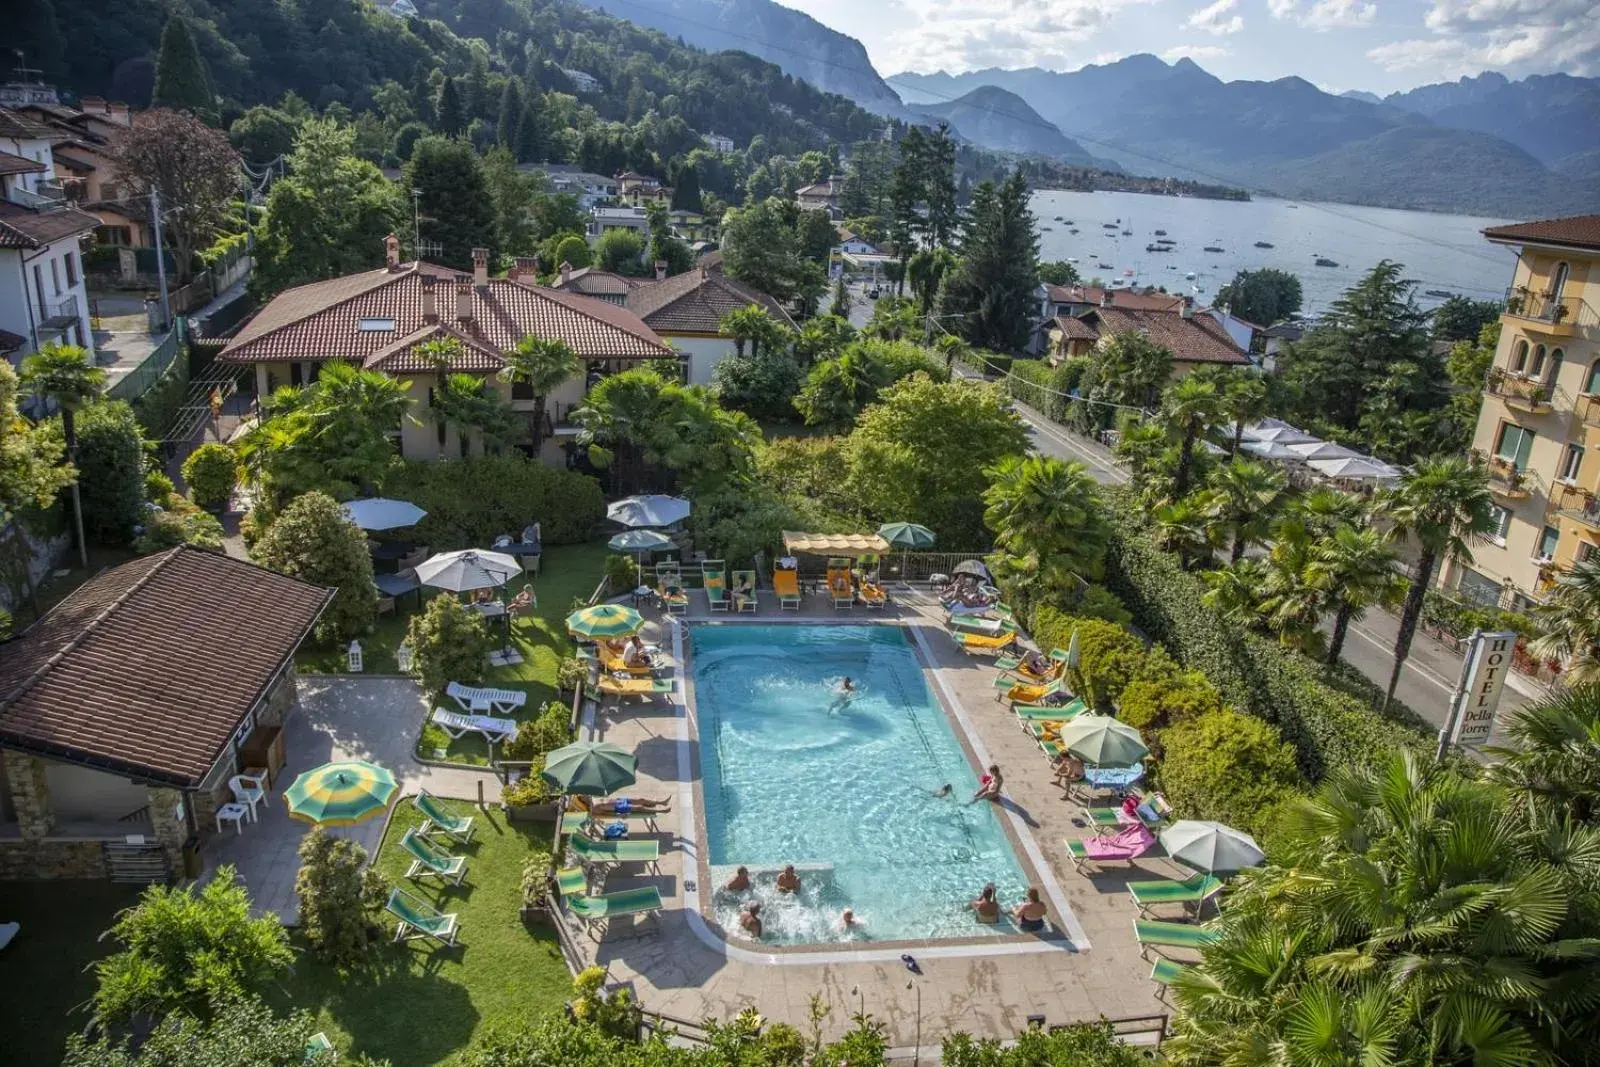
xmin=1047 ymin=300 xmax=1251 ymax=382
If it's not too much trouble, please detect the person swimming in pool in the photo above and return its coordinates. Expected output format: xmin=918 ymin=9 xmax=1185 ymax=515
xmin=725 ymin=866 xmax=750 ymax=892
xmin=827 ymin=676 xmax=856 ymax=714
xmin=929 ymin=783 xmax=953 ymax=798
xmin=740 ymin=901 xmax=763 ymax=938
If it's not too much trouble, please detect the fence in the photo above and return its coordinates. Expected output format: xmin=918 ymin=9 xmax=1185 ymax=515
xmin=107 ymin=327 xmax=182 ymax=402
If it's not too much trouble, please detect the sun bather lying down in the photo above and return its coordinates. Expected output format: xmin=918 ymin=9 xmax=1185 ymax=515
xmin=584 ymin=796 xmax=671 ymax=815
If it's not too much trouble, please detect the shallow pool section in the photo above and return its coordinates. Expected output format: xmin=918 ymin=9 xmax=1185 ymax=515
xmin=692 ymin=624 xmax=1031 ymax=945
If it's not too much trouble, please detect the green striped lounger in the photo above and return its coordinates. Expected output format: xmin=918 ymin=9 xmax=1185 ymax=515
xmin=1128 ymin=874 xmax=1224 ymax=917
xmin=568 ymin=832 xmax=661 ymax=869
xmin=1134 ymin=918 xmax=1220 ymax=958
xmin=561 ymin=810 xmax=660 ymax=835
xmin=565 ymin=885 xmax=664 ymax=938
xmin=1149 ymin=956 xmax=1187 ymax=999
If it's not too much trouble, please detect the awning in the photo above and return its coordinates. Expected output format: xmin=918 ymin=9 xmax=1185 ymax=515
xmin=782 ymin=531 xmax=891 ymax=558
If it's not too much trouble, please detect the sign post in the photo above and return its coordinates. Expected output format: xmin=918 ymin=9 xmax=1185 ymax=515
xmin=1436 ymin=629 xmax=1517 ymax=760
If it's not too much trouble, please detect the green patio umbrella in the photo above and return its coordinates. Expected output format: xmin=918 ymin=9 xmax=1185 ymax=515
xmin=877 ymin=522 xmax=935 ymax=584
xmin=541 ymin=741 xmax=637 ymax=797
xmin=284 ymin=760 xmax=398 ymax=826
xmin=1056 ymin=714 xmax=1149 ymax=767
xmin=566 ymin=603 xmax=644 ymax=639
xmin=609 ymin=530 xmax=675 ymax=589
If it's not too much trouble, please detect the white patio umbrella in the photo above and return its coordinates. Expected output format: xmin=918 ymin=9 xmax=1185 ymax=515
xmin=607 ymin=494 xmax=691 ymax=528
xmin=608 ymin=529 xmax=675 ymax=588
xmin=1241 ymin=439 xmax=1302 ymax=462
xmin=415 ymin=549 xmax=522 ymax=593
xmin=342 ymin=497 xmax=426 ymax=531
xmin=1306 ymin=456 xmax=1402 ymax=482
xmin=1285 ymin=440 xmax=1362 ymax=462
xmin=1160 ymin=820 xmax=1264 ymax=873
xmin=1056 ymin=714 xmax=1149 ymax=766
xmin=1239 ymin=418 xmax=1317 ymax=445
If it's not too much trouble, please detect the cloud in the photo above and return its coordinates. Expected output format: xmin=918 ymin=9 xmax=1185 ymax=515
xmin=1302 ymin=0 xmax=1378 ymax=27
xmin=1162 ymin=44 xmax=1232 ymax=59
xmin=1368 ymin=0 xmax=1600 ymax=76
xmin=1187 ymin=0 xmax=1246 ymax=34
xmin=878 ymin=0 xmax=1160 ymax=71
xmin=1266 ymin=0 xmax=1299 ymax=15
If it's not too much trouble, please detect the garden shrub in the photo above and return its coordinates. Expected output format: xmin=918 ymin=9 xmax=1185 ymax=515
xmin=1069 ymin=582 xmax=1133 ymax=627
xmin=134 ymin=507 xmax=225 ymax=554
xmin=1004 ymin=359 xmax=1055 ymax=416
xmin=293 ymin=826 xmax=383 ymax=967
xmin=252 ymin=491 xmax=377 ymax=643
xmin=502 ymin=764 xmax=556 ymax=806
xmin=602 ymin=552 xmax=640 ymax=593
xmin=1100 ymin=488 xmax=1430 ymax=780
xmin=688 ymin=483 xmax=806 ymax=568
xmin=381 ymin=454 xmax=604 ymax=548
xmin=943 ymin=1020 xmax=1150 ymax=1067
xmin=144 ymin=469 xmax=179 ymax=508
xmin=181 ymin=443 xmax=239 ymax=511
xmin=1118 ymin=667 xmax=1225 ymax=757
xmin=64 ymin=994 xmax=331 ymax=1066
xmin=714 ymin=348 xmax=804 ymax=421
xmin=570 ymin=966 xmax=644 ymax=1041
xmin=504 ymin=701 xmax=572 ymax=761
xmin=1159 ymin=709 xmax=1304 ymax=839
xmin=53 ymin=400 xmax=146 ymax=545
xmin=1031 ymin=605 xmax=1149 ymax=710
xmin=405 ymin=594 xmax=492 ymax=698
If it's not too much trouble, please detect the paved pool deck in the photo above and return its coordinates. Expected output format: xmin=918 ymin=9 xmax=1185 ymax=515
xmin=565 ymin=586 xmax=1185 ymax=1050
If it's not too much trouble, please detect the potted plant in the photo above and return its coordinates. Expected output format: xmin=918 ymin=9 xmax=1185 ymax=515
xmin=519 ymin=855 xmax=554 ymax=924
xmin=501 ymin=766 xmax=559 ymax=822
xmin=557 ymin=655 xmax=587 ymax=697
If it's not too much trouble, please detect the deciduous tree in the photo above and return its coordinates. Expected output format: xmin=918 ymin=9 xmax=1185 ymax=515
xmin=252 ymin=490 xmax=377 ymax=643
xmin=21 ymin=343 xmax=105 ymax=564
xmin=1215 ymin=267 xmax=1302 ymax=325
xmin=113 ymin=109 xmax=240 ymax=283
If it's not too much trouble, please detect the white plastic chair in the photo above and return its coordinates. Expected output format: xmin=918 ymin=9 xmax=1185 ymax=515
xmin=229 ymin=774 xmax=265 ymax=821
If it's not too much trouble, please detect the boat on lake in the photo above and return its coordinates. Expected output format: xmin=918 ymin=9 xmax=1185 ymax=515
xmin=1153 ymin=229 xmax=1167 ymax=236
xmin=1097 ymin=262 xmax=1113 ymax=269
xmin=1203 ymin=245 xmax=1224 ymax=253
xmin=1145 ymin=244 xmax=1170 ymax=253
xmin=1424 ymin=288 xmax=1453 ymax=298
xmin=1254 ymin=241 xmax=1274 ymax=248
xmin=1102 ymin=223 xmax=1118 ymax=229
xmin=1315 ymin=257 xmax=1338 ymax=267
xmin=1185 ymin=272 xmax=1196 ymax=280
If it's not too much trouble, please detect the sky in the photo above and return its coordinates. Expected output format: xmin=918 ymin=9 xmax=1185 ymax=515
xmin=779 ymin=0 xmax=1600 ymax=95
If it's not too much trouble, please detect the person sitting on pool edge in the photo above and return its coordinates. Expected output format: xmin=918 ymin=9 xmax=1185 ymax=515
xmin=725 ymin=866 xmax=751 ymax=892
xmin=1012 ymin=887 xmax=1047 ymax=932
xmin=740 ymin=902 xmax=763 ymax=938
xmin=969 ymin=883 xmax=1000 ymax=924
xmin=776 ymin=864 xmax=801 ymax=893
xmin=583 ymin=795 xmax=671 ymax=815
xmin=972 ymin=764 xmax=1004 ymax=803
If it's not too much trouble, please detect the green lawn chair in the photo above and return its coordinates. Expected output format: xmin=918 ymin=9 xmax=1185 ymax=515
xmin=1086 ymin=792 xmax=1173 ymax=832
xmin=304 ymin=1032 xmax=335 ymax=1063
xmin=413 ymin=791 xmax=475 ymax=843
xmin=1134 ymin=918 xmax=1220 ymax=960
xmin=554 ymin=865 xmax=589 ymax=898
xmin=1014 ymin=699 xmax=1087 ymax=725
xmin=399 ymin=828 xmax=467 ymax=885
xmin=569 ymin=831 xmax=661 ymax=871
xmin=386 ymin=888 xmax=459 ymax=947
xmin=565 ymin=885 xmax=664 ymax=939
xmin=1149 ymin=956 xmax=1187 ymax=1002
xmin=1128 ymin=873 xmax=1225 ymax=918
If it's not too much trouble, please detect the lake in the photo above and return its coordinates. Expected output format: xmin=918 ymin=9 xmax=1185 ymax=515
xmin=1031 ymin=189 xmax=1515 ymax=316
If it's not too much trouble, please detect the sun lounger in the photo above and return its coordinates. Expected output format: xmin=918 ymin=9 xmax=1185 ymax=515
xmin=1149 ymin=956 xmax=1187 ymax=1001
xmin=386 ymin=888 xmax=459 ymax=947
xmin=400 ymin=828 xmax=468 ymax=885
xmin=773 ymin=569 xmax=802 ymax=611
xmin=446 ymin=682 xmax=527 ymax=716
xmin=568 ymin=831 xmax=662 ymax=871
xmin=565 ymin=884 xmax=664 ymax=937
xmin=1086 ymin=793 xmax=1172 ymax=832
xmin=562 ymin=806 xmax=662 ymax=834
xmin=595 ymin=676 xmax=675 ymax=701
xmin=995 ymin=647 xmax=1068 ymax=682
xmin=413 ymin=791 xmax=475 ymax=843
xmin=554 ymin=865 xmax=589 ymax=898
xmin=1134 ymin=918 xmax=1220 ymax=959
xmin=948 ymin=614 xmax=1016 ymax=637
xmin=827 ymin=561 xmax=854 ymax=610
xmin=1063 ymin=824 xmax=1155 ymax=872
xmin=1004 ymin=677 xmax=1067 ymax=704
xmin=857 ymin=578 xmax=887 ymax=607
xmin=705 ymin=569 xmax=729 ymax=613
xmin=1128 ymin=874 xmax=1225 ymax=918
xmin=958 ymin=630 xmax=1017 ymax=656
xmin=1014 ymin=697 xmax=1087 ymax=723
xmin=599 ymin=645 xmax=666 ymax=677
xmin=431 ymin=707 xmax=518 ymax=746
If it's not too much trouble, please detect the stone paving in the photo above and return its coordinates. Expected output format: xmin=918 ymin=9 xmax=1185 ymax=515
xmin=201 ymin=675 xmax=500 ymax=922
xmin=566 ymin=585 xmax=1183 ymax=1051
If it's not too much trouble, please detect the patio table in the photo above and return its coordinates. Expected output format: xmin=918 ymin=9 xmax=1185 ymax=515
xmin=375 ymin=572 xmax=420 ymax=598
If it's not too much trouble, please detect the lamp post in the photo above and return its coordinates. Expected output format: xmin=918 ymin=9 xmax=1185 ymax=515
xmin=906 ymin=978 xmax=922 ymax=1066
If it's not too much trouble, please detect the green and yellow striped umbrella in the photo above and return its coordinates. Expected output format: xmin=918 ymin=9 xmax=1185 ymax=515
xmin=566 ymin=603 xmax=644 ymax=639
xmin=284 ymin=760 xmax=398 ymax=827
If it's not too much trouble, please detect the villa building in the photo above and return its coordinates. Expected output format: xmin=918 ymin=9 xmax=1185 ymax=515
xmin=219 ymin=237 xmax=677 ymax=465
xmin=1443 ymin=213 xmax=1600 ymax=610
xmin=623 ymin=267 xmax=795 ymax=386
xmin=588 ymin=205 xmax=651 ymax=243
xmin=1046 ymin=300 xmax=1250 ymax=381
xmin=9 ymin=96 xmax=149 ymax=248
xmin=795 ymin=179 xmax=842 ymax=218
xmin=0 ymin=547 xmax=329 ymax=883
xmin=703 ymin=132 xmax=735 ymax=153
xmin=517 ymin=164 xmax=618 ymax=210
xmin=548 ymin=263 xmax=642 ymax=306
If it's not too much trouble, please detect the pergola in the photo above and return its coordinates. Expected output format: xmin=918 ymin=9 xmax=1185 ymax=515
xmin=781 ymin=531 xmax=890 ymax=559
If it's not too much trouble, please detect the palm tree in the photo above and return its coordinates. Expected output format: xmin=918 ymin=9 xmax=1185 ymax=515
xmin=500 ymin=335 xmax=580 ymax=456
xmin=1160 ymin=376 xmax=1223 ymax=499
xmin=1201 ymin=557 xmax=1270 ymax=627
xmin=718 ymin=304 xmax=787 ymax=361
xmin=1528 ymin=556 xmax=1600 ymax=683
xmin=1377 ymin=456 xmax=1494 ymax=713
xmin=21 ymin=343 xmax=106 ymax=568
xmin=982 ymin=455 xmax=1109 ymax=594
xmin=1219 ymin=373 xmax=1270 ymax=456
xmin=1486 ymin=684 xmax=1600 ymax=827
xmin=1289 ymin=485 xmax=1369 ymax=541
xmin=1207 ymin=458 xmax=1285 ymax=563
xmin=1154 ymin=493 xmax=1220 ymax=570
xmin=1256 ymin=524 xmax=1326 ymax=656
xmin=1112 ymin=420 xmax=1169 ymax=493
xmin=1306 ymin=525 xmax=1405 ymax=665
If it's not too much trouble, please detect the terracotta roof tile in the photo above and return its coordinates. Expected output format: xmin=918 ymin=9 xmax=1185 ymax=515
xmin=0 ymin=109 xmax=55 ymax=140
xmin=0 ymin=150 xmax=46 ymax=176
xmin=0 ymin=548 xmax=332 ymax=785
xmin=696 ymin=249 xmax=724 ymax=273
xmin=624 ymin=269 xmax=794 ymax=334
xmin=1046 ymin=285 xmax=1185 ymax=313
xmin=1082 ymin=307 xmax=1250 ymax=366
xmin=0 ymin=329 xmax=25 ymax=352
xmin=221 ymin=264 xmax=673 ymax=366
xmin=0 ymin=201 xmax=99 ymax=249
xmin=1482 ymin=214 xmax=1600 ymax=253
xmin=1053 ymin=314 xmax=1099 ymax=341
xmin=549 ymin=267 xmax=639 ymax=297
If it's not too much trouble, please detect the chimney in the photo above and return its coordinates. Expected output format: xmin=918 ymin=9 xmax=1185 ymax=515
xmin=455 ymin=276 xmax=473 ymax=325
xmin=513 ymin=256 xmax=537 ymax=282
xmin=1181 ymin=295 xmax=1195 ymax=319
xmin=1099 ymin=288 xmax=1113 ymax=308
xmin=109 ymin=101 xmax=131 ymax=126
xmin=654 ymin=260 xmax=667 ymax=281
xmin=559 ymin=261 xmax=572 ymax=285
xmin=421 ymin=274 xmax=437 ymax=323
xmin=81 ymin=96 xmax=106 ymax=115
xmin=384 ymin=233 xmax=401 ymax=271
xmin=472 ymin=247 xmax=489 ymax=288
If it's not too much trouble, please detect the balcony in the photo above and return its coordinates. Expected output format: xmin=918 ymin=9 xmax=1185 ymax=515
xmin=5 ymin=179 xmax=65 ymax=209
xmin=1485 ymin=368 xmax=1553 ymax=413
xmin=1558 ymin=494 xmax=1600 ymax=533
xmin=1503 ymin=287 xmax=1599 ymax=336
xmin=1484 ymin=454 xmax=1531 ymax=500
xmin=39 ymin=293 xmax=80 ymax=330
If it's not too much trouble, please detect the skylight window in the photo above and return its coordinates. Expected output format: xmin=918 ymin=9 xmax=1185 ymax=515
xmin=359 ymin=317 xmax=397 ymax=332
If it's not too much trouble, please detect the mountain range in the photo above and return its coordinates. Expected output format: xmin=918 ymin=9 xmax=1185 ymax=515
xmin=909 ymin=86 xmax=1107 ymax=167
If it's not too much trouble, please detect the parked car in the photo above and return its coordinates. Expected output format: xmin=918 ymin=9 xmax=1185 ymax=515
xmin=867 ymin=287 xmax=881 ymax=300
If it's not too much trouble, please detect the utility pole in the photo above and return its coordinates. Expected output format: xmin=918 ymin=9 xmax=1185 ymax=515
xmin=412 ymin=187 xmax=423 ymax=259
xmin=149 ymin=187 xmax=171 ymax=331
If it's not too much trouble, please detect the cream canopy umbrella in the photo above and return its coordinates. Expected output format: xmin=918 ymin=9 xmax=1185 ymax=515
xmin=1056 ymin=714 xmax=1148 ymax=766
xmin=1160 ymin=820 xmax=1265 ymax=873
xmin=415 ymin=549 xmax=522 ymax=593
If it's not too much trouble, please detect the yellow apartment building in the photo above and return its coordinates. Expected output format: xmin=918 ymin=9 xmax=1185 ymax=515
xmin=1444 ymin=214 xmax=1600 ymax=609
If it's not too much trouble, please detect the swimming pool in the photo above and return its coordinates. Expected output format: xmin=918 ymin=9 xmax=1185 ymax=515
xmin=691 ymin=624 xmax=1033 ymax=945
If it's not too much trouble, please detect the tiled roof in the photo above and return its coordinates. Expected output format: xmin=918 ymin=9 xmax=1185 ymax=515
xmin=1082 ymin=307 xmax=1250 ymax=366
xmin=697 ymin=249 xmax=724 ymax=273
xmin=624 ymin=269 xmax=795 ymax=334
xmin=550 ymin=267 xmax=639 ymax=297
xmin=0 ymin=329 xmax=25 ymax=352
xmin=363 ymin=324 xmax=506 ymax=373
xmin=796 ymin=180 xmax=838 ymax=197
xmin=0 ymin=109 xmax=55 ymax=140
xmin=1482 ymin=214 xmax=1600 ymax=253
xmin=1052 ymin=314 xmax=1099 ymax=341
xmin=0 ymin=548 xmax=332 ymax=786
xmin=221 ymin=263 xmax=673 ymax=366
xmin=0 ymin=150 xmax=46 ymax=176
xmin=1047 ymin=285 xmax=1185 ymax=313
xmin=0 ymin=201 xmax=100 ymax=249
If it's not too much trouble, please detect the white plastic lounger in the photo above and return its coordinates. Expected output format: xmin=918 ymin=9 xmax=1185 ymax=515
xmin=446 ymin=682 xmax=527 ymax=716
xmin=431 ymin=708 xmax=517 ymax=745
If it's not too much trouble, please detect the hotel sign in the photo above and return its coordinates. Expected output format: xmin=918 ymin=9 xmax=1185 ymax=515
xmin=1448 ymin=630 xmax=1517 ymax=748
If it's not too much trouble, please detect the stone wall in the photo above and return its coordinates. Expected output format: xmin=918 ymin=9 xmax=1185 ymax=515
xmin=258 ymin=666 xmax=297 ymax=729
xmin=0 ymin=838 xmax=108 ymax=880
xmin=3 ymin=750 xmax=54 ymax=838
xmin=146 ymin=787 xmax=188 ymax=874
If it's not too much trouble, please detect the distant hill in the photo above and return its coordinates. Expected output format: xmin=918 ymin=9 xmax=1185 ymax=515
xmin=1341 ymin=90 xmax=1381 ymax=104
xmin=1381 ymin=72 xmax=1600 ymax=166
xmin=889 ymin=56 xmax=1600 ymax=215
xmin=911 ymin=85 xmax=1102 ymax=165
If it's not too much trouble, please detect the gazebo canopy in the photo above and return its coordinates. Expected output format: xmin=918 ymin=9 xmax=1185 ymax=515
xmin=782 ymin=531 xmax=891 ymax=558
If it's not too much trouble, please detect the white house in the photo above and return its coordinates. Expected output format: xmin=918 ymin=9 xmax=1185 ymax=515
xmin=562 ymin=69 xmax=602 ymax=94
xmin=588 ymin=205 xmax=651 ymax=242
xmin=1200 ymin=306 xmax=1260 ymax=358
xmin=0 ymin=108 xmax=97 ymax=367
xmin=623 ymin=268 xmax=795 ymax=386
xmin=703 ymin=132 xmax=735 ymax=153
xmin=518 ymin=164 xmax=618 ymax=210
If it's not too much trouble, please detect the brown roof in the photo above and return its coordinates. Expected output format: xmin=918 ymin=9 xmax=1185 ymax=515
xmin=221 ymin=262 xmax=674 ymax=366
xmin=1046 ymin=285 xmax=1185 ymax=313
xmin=625 ymin=269 xmax=794 ymax=334
xmin=1482 ymin=214 xmax=1600 ymax=253
xmin=0 ymin=329 xmax=25 ymax=353
xmin=1081 ymin=307 xmax=1250 ymax=366
xmin=0 ymin=548 xmax=332 ymax=786
xmin=1052 ymin=314 xmax=1099 ymax=341
xmin=0 ymin=150 xmax=46 ymax=176
xmin=696 ymin=249 xmax=724 ymax=274
xmin=0 ymin=201 xmax=99 ymax=249
xmin=796 ymin=180 xmax=839 ymax=197
xmin=550 ymin=267 xmax=640 ymax=297
xmin=0 ymin=109 xmax=56 ymax=140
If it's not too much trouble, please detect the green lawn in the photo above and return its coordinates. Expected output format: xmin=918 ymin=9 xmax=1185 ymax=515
xmin=269 ymin=798 xmax=571 ymax=1066
xmin=0 ymin=880 xmax=145 ymax=1064
xmin=297 ymin=543 xmax=610 ymax=765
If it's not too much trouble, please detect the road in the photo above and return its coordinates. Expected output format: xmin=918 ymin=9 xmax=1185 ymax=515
xmin=1000 ymin=395 xmax=1536 ymax=743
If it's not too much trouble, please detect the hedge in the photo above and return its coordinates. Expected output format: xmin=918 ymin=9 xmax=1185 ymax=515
xmin=1099 ymin=488 xmax=1431 ymax=781
xmin=380 ymin=454 xmax=605 ymax=549
xmin=1005 ymin=359 xmax=1056 ymax=416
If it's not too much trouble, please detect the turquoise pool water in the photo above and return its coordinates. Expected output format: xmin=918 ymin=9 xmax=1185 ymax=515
xmin=692 ymin=624 xmax=1032 ymax=944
